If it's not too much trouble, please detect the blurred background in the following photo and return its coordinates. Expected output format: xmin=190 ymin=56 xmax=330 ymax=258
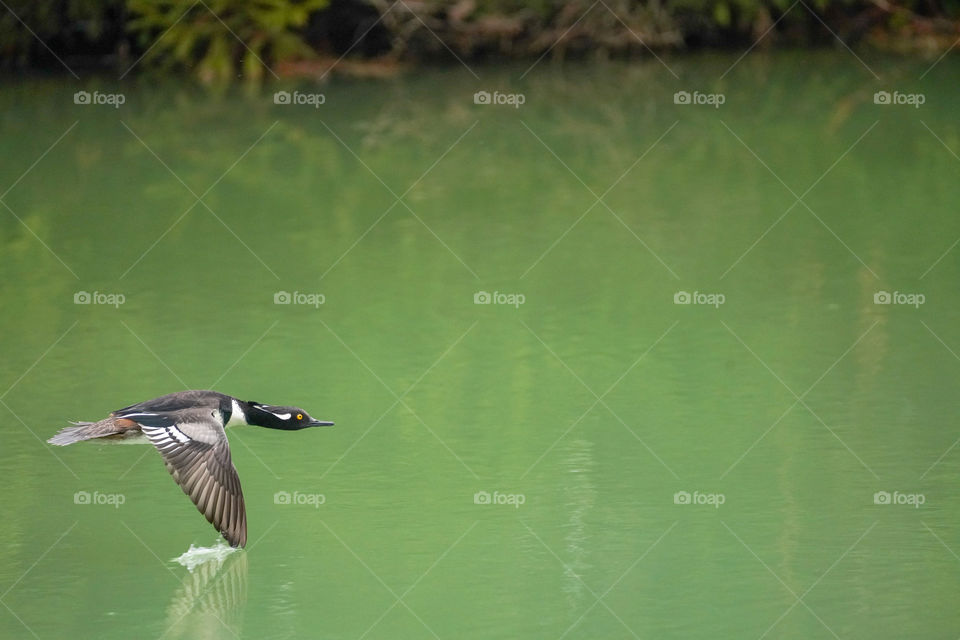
xmin=1 ymin=1 xmax=959 ymax=639
xmin=1 ymin=0 xmax=960 ymax=81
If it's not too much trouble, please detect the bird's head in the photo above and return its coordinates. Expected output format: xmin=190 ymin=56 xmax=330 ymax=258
xmin=246 ymin=402 xmax=334 ymax=431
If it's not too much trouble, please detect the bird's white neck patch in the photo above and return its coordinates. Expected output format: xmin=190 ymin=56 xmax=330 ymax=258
xmin=225 ymin=399 xmax=248 ymax=428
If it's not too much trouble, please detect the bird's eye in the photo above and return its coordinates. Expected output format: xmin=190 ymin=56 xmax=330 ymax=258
xmin=296 ymin=414 xmax=303 ymax=420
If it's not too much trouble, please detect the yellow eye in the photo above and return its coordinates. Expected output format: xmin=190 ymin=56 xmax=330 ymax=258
xmin=296 ymin=414 xmax=303 ymax=420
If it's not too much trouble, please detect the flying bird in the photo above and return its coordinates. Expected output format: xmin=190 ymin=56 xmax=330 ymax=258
xmin=48 ymin=390 xmax=333 ymax=547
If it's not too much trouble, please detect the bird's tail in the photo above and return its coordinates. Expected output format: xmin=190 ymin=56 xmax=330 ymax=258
xmin=48 ymin=419 xmax=125 ymax=446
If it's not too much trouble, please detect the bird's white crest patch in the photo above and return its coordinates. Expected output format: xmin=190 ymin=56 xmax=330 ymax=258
xmin=272 ymin=412 xmax=291 ymax=420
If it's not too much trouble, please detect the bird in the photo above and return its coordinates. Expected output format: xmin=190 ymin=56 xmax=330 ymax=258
xmin=48 ymin=390 xmax=333 ymax=548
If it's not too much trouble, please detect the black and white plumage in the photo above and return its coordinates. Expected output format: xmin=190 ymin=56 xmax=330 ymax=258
xmin=48 ymin=390 xmax=333 ymax=548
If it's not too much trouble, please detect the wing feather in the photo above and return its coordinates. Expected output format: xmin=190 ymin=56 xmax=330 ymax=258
xmin=140 ymin=422 xmax=247 ymax=548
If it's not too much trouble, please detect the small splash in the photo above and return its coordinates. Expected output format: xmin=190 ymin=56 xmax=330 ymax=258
xmin=173 ymin=538 xmax=240 ymax=571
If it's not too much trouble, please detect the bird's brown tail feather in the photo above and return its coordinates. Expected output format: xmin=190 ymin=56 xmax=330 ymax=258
xmin=48 ymin=418 xmax=133 ymax=446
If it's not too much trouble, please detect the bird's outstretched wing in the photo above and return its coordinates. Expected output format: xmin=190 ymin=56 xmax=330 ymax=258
xmin=135 ymin=413 xmax=247 ymax=548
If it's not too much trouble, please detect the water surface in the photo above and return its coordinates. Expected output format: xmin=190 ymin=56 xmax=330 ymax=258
xmin=1 ymin=51 xmax=959 ymax=638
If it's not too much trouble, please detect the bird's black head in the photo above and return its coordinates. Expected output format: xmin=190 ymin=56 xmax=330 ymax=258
xmin=246 ymin=402 xmax=334 ymax=431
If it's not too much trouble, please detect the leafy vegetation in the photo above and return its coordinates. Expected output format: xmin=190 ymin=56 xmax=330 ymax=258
xmin=0 ymin=0 xmax=958 ymax=80
xmin=127 ymin=0 xmax=327 ymax=83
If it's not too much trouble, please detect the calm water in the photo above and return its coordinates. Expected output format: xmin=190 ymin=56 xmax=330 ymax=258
xmin=1 ymin=51 xmax=959 ymax=638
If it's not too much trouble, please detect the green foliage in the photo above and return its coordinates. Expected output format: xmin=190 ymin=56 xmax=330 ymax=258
xmin=127 ymin=0 xmax=327 ymax=83
xmin=3 ymin=0 xmax=960 ymax=77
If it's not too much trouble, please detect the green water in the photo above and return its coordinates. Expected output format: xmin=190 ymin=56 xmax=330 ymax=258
xmin=1 ymin=51 xmax=959 ymax=638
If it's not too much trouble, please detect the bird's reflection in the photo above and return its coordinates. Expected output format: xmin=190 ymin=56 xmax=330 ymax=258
xmin=163 ymin=543 xmax=248 ymax=639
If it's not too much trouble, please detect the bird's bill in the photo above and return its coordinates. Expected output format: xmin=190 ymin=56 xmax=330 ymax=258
xmin=308 ymin=419 xmax=335 ymax=427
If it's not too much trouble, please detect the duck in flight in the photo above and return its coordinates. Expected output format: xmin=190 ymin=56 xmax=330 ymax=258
xmin=48 ymin=390 xmax=333 ymax=548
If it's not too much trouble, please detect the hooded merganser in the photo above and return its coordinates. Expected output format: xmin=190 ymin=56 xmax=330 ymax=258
xmin=48 ymin=390 xmax=333 ymax=548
